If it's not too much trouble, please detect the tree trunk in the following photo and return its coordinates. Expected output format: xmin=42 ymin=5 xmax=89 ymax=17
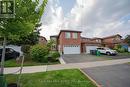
xmin=0 ymin=36 xmax=6 ymax=75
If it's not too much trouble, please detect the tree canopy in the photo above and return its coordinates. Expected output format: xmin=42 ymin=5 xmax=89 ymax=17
xmin=0 ymin=0 xmax=48 ymax=39
xmin=125 ymin=35 xmax=130 ymax=46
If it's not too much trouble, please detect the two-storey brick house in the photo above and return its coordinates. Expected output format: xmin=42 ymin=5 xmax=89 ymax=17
xmin=57 ymin=30 xmax=82 ymax=54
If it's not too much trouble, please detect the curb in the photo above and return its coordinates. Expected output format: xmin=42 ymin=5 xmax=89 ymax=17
xmin=79 ymin=69 xmax=102 ymax=87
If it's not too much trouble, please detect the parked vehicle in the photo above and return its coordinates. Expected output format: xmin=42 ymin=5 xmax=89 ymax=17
xmin=0 ymin=48 xmax=20 ymax=61
xmin=96 ymin=47 xmax=117 ymax=56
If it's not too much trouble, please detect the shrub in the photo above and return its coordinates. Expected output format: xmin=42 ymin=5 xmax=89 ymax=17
xmin=49 ymin=51 xmax=60 ymax=62
xmin=30 ymin=44 xmax=49 ymax=63
xmin=21 ymin=45 xmax=31 ymax=54
xmin=21 ymin=45 xmax=31 ymax=60
xmin=118 ymin=48 xmax=125 ymax=53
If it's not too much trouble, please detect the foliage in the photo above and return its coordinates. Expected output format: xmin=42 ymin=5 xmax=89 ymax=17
xmin=118 ymin=48 xmax=126 ymax=53
xmin=21 ymin=45 xmax=31 ymax=54
xmin=0 ymin=0 xmax=48 ymax=40
xmin=30 ymin=44 xmax=49 ymax=63
xmin=114 ymin=44 xmax=126 ymax=53
xmin=124 ymin=35 xmax=130 ymax=46
xmin=8 ymin=31 xmax=39 ymax=45
xmin=49 ymin=51 xmax=60 ymax=62
xmin=47 ymin=40 xmax=55 ymax=50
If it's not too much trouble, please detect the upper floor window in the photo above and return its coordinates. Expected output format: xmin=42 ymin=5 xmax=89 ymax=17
xmin=73 ymin=33 xmax=78 ymax=39
xmin=65 ymin=32 xmax=71 ymax=39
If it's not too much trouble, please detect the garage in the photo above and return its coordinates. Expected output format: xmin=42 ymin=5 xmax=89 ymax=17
xmin=86 ymin=46 xmax=98 ymax=54
xmin=63 ymin=45 xmax=80 ymax=54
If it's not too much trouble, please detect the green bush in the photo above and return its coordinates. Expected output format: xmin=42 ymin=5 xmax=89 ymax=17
xmin=114 ymin=44 xmax=127 ymax=53
xmin=118 ymin=48 xmax=126 ymax=53
xmin=21 ymin=45 xmax=31 ymax=54
xmin=49 ymin=51 xmax=60 ymax=62
xmin=30 ymin=44 xmax=49 ymax=63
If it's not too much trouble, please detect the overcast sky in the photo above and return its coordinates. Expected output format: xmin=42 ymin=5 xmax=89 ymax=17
xmin=40 ymin=0 xmax=130 ymax=40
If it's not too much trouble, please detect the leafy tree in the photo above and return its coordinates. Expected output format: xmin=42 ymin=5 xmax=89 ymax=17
xmin=124 ymin=35 xmax=130 ymax=46
xmin=0 ymin=0 xmax=48 ymax=75
xmin=47 ymin=40 xmax=55 ymax=51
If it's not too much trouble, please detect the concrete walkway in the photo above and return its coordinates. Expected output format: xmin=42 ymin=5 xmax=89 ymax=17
xmin=4 ymin=58 xmax=130 ymax=74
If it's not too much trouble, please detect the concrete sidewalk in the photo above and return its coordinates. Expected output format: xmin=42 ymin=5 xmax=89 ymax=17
xmin=4 ymin=58 xmax=130 ymax=74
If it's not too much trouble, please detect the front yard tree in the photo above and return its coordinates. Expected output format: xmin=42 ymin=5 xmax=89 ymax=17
xmin=125 ymin=35 xmax=130 ymax=46
xmin=0 ymin=0 xmax=48 ymax=75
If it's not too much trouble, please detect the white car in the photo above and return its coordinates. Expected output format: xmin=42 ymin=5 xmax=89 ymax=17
xmin=96 ymin=47 xmax=117 ymax=55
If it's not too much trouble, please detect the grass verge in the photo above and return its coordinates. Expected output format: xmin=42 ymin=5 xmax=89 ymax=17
xmin=6 ymin=69 xmax=97 ymax=87
xmin=4 ymin=59 xmax=60 ymax=67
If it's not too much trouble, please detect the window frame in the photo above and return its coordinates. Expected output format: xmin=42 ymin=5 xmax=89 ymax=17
xmin=72 ymin=32 xmax=78 ymax=39
xmin=65 ymin=32 xmax=71 ymax=39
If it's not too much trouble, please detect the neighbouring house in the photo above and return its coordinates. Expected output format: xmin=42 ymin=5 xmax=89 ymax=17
xmin=50 ymin=30 xmax=123 ymax=54
xmin=102 ymin=34 xmax=122 ymax=48
xmin=50 ymin=35 xmax=58 ymax=51
xmin=39 ymin=36 xmax=47 ymax=45
xmin=81 ymin=37 xmax=102 ymax=53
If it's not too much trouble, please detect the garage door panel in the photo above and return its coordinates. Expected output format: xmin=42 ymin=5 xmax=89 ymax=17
xmin=64 ymin=45 xmax=80 ymax=54
xmin=86 ymin=46 xmax=98 ymax=54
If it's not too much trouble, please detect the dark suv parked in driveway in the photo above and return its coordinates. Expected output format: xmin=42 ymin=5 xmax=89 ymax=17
xmin=0 ymin=48 xmax=20 ymax=61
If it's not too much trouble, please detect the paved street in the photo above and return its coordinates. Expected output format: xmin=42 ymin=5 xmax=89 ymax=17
xmin=82 ymin=64 xmax=130 ymax=87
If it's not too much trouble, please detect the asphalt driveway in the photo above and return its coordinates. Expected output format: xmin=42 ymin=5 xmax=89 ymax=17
xmin=62 ymin=53 xmax=130 ymax=64
xmin=82 ymin=64 xmax=130 ymax=87
xmin=62 ymin=54 xmax=109 ymax=63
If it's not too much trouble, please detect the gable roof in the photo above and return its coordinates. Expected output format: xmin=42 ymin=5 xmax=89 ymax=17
xmin=102 ymin=34 xmax=122 ymax=39
xmin=39 ymin=36 xmax=47 ymax=41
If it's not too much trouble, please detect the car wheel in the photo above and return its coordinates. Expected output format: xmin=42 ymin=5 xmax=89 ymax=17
xmin=106 ymin=52 xmax=111 ymax=56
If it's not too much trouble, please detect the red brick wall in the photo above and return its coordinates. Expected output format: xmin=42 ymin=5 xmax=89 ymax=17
xmin=103 ymin=38 xmax=114 ymax=43
xmin=58 ymin=32 xmax=81 ymax=52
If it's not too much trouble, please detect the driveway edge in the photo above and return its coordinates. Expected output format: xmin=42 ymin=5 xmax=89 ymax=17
xmin=59 ymin=57 xmax=66 ymax=64
xmin=79 ymin=69 xmax=102 ymax=87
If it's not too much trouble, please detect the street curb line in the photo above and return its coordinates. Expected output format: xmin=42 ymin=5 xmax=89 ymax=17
xmin=79 ymin=69 xmax=102 ymax=87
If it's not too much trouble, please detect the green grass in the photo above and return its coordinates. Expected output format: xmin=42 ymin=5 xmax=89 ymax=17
xmin=119 ymin=52 xmax=130 ymax=55
xmin=6 ymin=69 xmax=97 ymax=87
xmin=4 ymin=59 xmax=60 ymax=67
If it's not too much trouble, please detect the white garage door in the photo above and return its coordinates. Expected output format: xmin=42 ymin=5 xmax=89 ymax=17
xmin=86 ymin=46 xmax=98 ymax=54
xmin=63 ymin=45 xmax=80 ymax=54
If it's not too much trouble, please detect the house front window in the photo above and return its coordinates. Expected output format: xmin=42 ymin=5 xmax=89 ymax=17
xmin=65 ymin=32 xmax=71 ymax=39
xmin=73 ymin=33 xmax=78 ymax=39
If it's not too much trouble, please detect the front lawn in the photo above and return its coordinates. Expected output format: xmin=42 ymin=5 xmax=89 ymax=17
xmin=119 ymin=52 xmax=130 ymax=55
xmin=6 ymin=69 xmax=97 ymax=87
xmin=4 ymin=59 xmax=60 ymax=67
